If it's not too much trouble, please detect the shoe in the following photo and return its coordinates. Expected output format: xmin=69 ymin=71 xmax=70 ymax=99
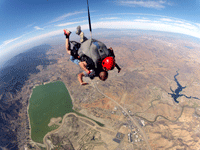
xmin=63 ymin=29 xmax=71 ymax=36
xmin=76 ymin=26 xmax=81 ymax=35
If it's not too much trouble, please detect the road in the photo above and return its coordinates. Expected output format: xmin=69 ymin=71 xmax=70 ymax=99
xmin=92 ymin=81 xmax=152 ymax=150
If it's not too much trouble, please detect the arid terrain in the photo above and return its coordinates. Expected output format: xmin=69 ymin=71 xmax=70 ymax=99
xmin=2 ymin=29 xmax=200 ymax=150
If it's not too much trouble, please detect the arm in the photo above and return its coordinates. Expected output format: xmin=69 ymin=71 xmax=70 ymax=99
xmin=109 ymin=47 xmax=121 ymax=73
xmin=65 ymin=38 xmax=71 ymax=55
xmin=108 ymin=47 xmax=115 ymax=58
xmin=115 ymin=63 xmax=121 ymax=73
xmin=78 ymin=72 xmax=88 ymax=85
xmin=79 ymin=61 xmax=90 ymax=74
xmin=63 ymin=29 xmax=71 ymax=55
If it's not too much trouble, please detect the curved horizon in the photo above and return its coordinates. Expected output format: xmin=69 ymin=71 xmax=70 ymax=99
xmin=1 ymin=0 xmax=200 ymax=65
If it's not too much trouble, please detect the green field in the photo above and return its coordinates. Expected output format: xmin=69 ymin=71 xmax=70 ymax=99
xmin=28 ymin=81 xmax=73 ymax=143
xmin=28 ymin=81 xmax=104 ymax=143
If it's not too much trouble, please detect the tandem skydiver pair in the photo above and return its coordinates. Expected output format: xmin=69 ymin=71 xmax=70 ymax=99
xmin=64 ymin=26 xmax=121 ymax=85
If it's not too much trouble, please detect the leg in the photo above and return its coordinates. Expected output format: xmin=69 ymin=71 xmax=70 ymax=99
xmin=80 ymin=32 xmax=88 ymax=43
xmin=70 ymin=56 xmax=80 ymax=65
xmin=76 ymin=26 xmax=88 ymax=43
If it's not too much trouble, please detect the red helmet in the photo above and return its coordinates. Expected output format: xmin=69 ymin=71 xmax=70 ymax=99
xmin=102 ymin=57 xmax=115 ymax=70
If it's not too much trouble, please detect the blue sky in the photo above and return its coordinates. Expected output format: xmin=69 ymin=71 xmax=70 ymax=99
xmin=1 ymin=0 xmax=200 ymax=65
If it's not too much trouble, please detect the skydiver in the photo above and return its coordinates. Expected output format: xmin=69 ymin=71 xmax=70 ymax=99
xmin=64 ymin=26 xmax=121 ymax=84
xmin=75 ymin=26 xmax=121 ymax=73
xmin=64 ymin=28 xmax=108 ymax=85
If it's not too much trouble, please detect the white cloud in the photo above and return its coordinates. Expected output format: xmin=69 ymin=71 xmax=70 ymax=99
xmin=89 ymin=20 xmax=200 ymax=39
xmin=116 ymin=0 xmax=171 ymax=9
xmin=49 ymin=11 xmax=86 ymax=23
xmin=0 ymin=30 xmax=34 ymax=52
xmin=0 ymin=29 xmax=65 ymax=59
xmin=25 ymin=23 xmax=35 ymax=28
xmin=55 ymin=20 xmax=87 ymax=27
xmin=3 ymin=37 xmax=21 ymax=45
xmin=2 ymin=14 xmax=200 ymax=60
xmin=173 ymin=22 xmax=197 ymax=30
xmin=195 ymin=23 xmax=200 ymax=29
xmin=159 ymin=18 xmax=198 ymax=30
xmin=0 ymin=36 xmax=23 ymax=49
xmin=34 ymin=26 xmax=44 ymax=30
xmin=134 ymin=19 xmax=151 ymax=22
xmin=1 ymin=27 xmax=77 ymax=52
xmin=42 ymin=18 xmax=200 ymax=39
xmin=174 ymin=20 xmax=185 ymax=24
xmin=55 ymin=22 xmax=78 ymax=27
xmin=160 ymin=18 xmax=173 ymax=22
xmin=8 ymin=30 xmax=63 ymax=49
xmin=100 ymin=17 xmax=120 ymax=20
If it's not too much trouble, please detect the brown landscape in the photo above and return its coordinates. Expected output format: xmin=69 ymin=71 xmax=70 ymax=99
xmin=9 ymin=30 xmax=200 ymax=149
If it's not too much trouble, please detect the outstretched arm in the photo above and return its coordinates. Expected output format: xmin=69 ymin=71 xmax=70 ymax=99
xmin=65 ymin=38 xmax=71 ymax=55
xmin=78 ymin=72 xmax=88 ymax=85
xmin=108 ymin=47 xmax=115 ymax=58
xmin=115 ymin=63 xmax=121 ymax=73
xmin=109 ymin=47 xmax=121 ymax=73
xmin=64 ymin=29 xmax=71 ymax=55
